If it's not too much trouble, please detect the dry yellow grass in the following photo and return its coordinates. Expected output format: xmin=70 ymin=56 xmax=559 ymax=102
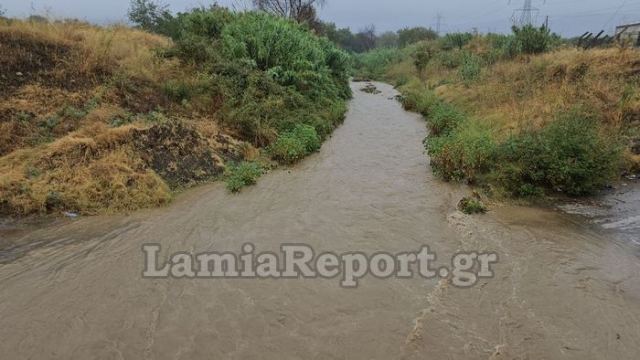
xmin=382 ymin=41 xmax=640 ymax=177
xmin=389 ymin=44 xmax=640 ymax=137
xmin=0 ymin=20 xmax=247 ymax=216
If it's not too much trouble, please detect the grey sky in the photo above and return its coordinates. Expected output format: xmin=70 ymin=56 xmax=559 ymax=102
xmin=1 ymin=0 xmax=639 ymax=37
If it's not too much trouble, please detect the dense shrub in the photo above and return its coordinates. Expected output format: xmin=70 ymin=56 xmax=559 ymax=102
xmin=496 ymin=109 xmax=621 ymax=196
xmin=413 ymin=43 xmax=436 ymax=73
xmin=158 ymin=9 xmax=351 ymax=148
xmin=398 ymin=27 xmax=438 ymax=47
xmin=441 ymin=32 xmax=474 ymax=50
xmin=427 ymin=102 xmax=466 ymax=136
xmin=355 ymin=47 xmax=402 ymax=79
xmin=269 ymin=124 xmax=321 ymax=164
xmin=437 ymin=49 xmax=464 ymax=69
xmin=458 ymin=196 xmax=487 ymax=214
xmin=459 ymin=53 xmax=482 ymax=84
xmin=291 ymin=124 xmax=321 ymax=152
xmin=399 ymin=85 xmax=439 ymax=115
xmin=509 ymin=25 xmax=556 ymax=55
xmin=225 ymin=161 xmax=264 ymax=192
xmin=427 ymin=118 xmax=497 ymax=182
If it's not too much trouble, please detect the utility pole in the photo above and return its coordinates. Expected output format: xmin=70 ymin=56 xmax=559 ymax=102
xmin=436 ymin=13 xmax=443 ymax=35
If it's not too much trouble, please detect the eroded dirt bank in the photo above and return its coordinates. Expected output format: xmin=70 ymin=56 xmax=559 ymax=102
xmin=0 ymin=82 xmax=639 ymax=359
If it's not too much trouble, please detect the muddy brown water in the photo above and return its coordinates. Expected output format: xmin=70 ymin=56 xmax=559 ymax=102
xmin=1 ymin=82 xmax=639 ymax=359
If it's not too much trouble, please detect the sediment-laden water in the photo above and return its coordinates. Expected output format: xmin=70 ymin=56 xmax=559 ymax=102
xmin=0 ymin=82 xmax=639 ymax=359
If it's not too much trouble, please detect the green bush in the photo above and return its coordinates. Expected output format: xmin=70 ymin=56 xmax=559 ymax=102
xmin=458 ymin=197 xmax=487 ymax=214
xmin=428 ymin=102 xmax=466 ymax=136
xmin=221 ymin=13 xmax=350 ymax=98
xmin=508 ymin=25 xmax=556 ymax=55
xmin=398 ymin=27 xmax=438 ymax=47
xmin=496 ymin=109 xmax=622 ymax=196
xmin=396 ymin=81 xmax=439 ymax=115
xmin=437 ymin=50 xmax=464 ymax=69
xmin=269 ymin=124 xmax=321 ymax=164
xmin=413 ymin=43 xmax=436 ymax=73
xmin=355 ymin=47 xmax=402 ymax=79
xmin=459 ymin=53 xmax=482 ymax=85
xmin=155 ymin=9 xmax=350 ymax=147
xmin=225 ymin=161 xmax=264 ymax=192
xmin=441 ymin=32 xmax=473 ymax=50
xmin=427 ymin=119 xmax=497 ymax=182
xmin=291 ymin=124 xmax=321 ymax=153
xmin=269 ymin=134 xmax=306 ymax=164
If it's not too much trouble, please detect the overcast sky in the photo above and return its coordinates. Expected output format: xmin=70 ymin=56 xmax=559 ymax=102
xmin=2 ymin=0 xmax=640 ymax=37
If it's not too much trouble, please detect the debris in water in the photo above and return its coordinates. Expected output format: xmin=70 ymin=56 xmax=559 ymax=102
xmin=360 ymin=83 xmax=381 ymax=94
xmin=352 ymin=76 xmax=371 ymax=82
xmin=458 ymin=193 xmax=487 ymax=214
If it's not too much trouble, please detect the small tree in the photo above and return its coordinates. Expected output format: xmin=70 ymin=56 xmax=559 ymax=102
xmin=128 ymin=0 xmax=174 ymax=33
xmin=397 ymin=27 xmax=438 ymax=47
xmin=354 ymin=25 xmax=377 ymax=52
xmin=376 ymin=31 xmax=399 ymax=48
xmin=414 ymin=44 xmax=435 ymax=73
xmin=442 ymin=32 xmax=473 ymax=50
xmin=252 ymin=0 xmax=325 ymax=23
xmin=511 ymin=25 xmax=552 ymax=54
xmin=0 ymin=5 xmax=5 ymax=17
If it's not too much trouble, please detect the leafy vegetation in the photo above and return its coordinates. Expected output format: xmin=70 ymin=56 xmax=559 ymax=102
xmin=398 ymin=27 xmax=438 ymax=47
xmin=0 ymin=4 xmax=351 ymax=215
xmin=441 ymin=32 xmax=473 ymax=50
xmin=355 ymin=47 xmax=402 ymax=79
xmin=269 ymin=124 xmax=321 ymax=164
xmin=509 ymin=25 xmax=558 ymax=55
xmin=225 ymin=162 xmax=264 ymax=192
xmin=496 ymin=110 xmax=622 ymax=196
xmin=458 ymin=196 xmax=487 ymax=214
xmin=459 ymin=53 xmax=482 ymax=85
xmin=355 ymin=24 xmax=638 ymax=199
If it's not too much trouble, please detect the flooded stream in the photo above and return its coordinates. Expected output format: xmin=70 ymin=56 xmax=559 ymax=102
xmin=0 ymin=82 xmax=639 ymax=359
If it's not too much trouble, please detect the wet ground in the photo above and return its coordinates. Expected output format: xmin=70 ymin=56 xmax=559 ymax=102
xmin=0 ymin=82 xmax=639 ymax=359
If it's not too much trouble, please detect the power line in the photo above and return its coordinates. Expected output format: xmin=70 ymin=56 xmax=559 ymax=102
xmin=602 ymin=0 xmax=628 ymax=29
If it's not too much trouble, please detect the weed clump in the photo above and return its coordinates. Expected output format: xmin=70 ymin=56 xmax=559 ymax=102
xmin=269 ymin=124 xmax=321 ymax=164
xmin=225 ymin=161 xmax=264 ymax=193
xmin=426 ymin=116 xmax=497 ymax=182
xmin=458 ymin=196 xmax=487 ymax=214
xmin=459 ymin=53 xmax=482 ymax=85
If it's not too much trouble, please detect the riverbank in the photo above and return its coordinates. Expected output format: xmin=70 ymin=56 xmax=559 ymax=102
xmin=0 ymin=12 xmax=350 ymax=217
xmin=356 ymin=33 xmax=640 ymax=203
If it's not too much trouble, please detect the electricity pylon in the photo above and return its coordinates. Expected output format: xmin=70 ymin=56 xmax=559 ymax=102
xmin=510 ymin=0 xmax=545 ymax=26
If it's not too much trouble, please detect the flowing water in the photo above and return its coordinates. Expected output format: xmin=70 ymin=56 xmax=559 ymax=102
xmin=1 ymin=82 xmax=639 ymax=359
